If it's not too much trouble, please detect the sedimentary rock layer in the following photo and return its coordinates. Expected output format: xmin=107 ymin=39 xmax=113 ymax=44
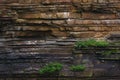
xmin=0 ymin=0 xmax=120 ymax=38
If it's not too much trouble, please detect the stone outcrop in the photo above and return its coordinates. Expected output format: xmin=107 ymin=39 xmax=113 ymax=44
xmin=0 ymin=0 xmax=120 ymax=38
xmin=0 ymin=0 xmax=120 ymax=79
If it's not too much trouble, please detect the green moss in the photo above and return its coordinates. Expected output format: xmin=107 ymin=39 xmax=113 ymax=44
xmin=70 ymin=65 xmax=86 ymax=71
xmin=75 ymin=39 xmax=109 ymax=48
xmin=39 ymin=62 xmax=63 ymax=75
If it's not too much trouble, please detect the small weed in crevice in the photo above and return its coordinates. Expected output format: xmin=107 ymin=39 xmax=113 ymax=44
xmin=75 ymin=39 xmax=109 ymax=48
xmin=101 ymin=49 xmax=119 ymax=56
xmin=39 ymin=62 xmax=63 ymax=75
xmin=70 ymin=65 xmax=86 ymax=72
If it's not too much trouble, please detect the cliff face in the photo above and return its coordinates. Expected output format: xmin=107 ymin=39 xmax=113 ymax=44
xmin=0 ymin=0 xmax=120 ymax=79
xmin=0 ymin=0 xmax=120 ymax=39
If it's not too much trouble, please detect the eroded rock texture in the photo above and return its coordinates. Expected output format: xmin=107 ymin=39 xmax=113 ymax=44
xmin=0 ymin=0 xmax=120 ymax=38
xmin=0 ymin=0 xmax=120 ymax=79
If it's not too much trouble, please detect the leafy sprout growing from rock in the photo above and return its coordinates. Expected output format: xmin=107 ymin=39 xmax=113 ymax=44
xmin=75 ymin=39 xmax=109 ymax=48
xmin=39 ymin=62 xmax=63 ymax=75
xmin=70 ymin=65 xmax=86 ymax=72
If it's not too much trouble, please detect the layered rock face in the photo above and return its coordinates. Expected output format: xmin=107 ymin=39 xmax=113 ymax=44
xmin=0 ymin=0 xmax=120 ymax=79
xmin=0 ymin=0 xmax=120 ymax=38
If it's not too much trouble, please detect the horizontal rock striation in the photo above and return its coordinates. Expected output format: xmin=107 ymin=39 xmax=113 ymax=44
xmin=0 ymin=0 xmax=120 ymax=38
xmin=0 ymin=0 xmax=120 ymax=79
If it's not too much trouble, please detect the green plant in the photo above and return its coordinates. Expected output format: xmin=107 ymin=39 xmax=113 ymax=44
xmin=95 ymin=40 xmax=109 ymax=47
xmin=75 ymin=39 xmax=109 ymax=48
xmin=101 ymin=51 xmax=113 ymax=56
xmin=101 ymin=49 xmax=118 ymax=56
xmin=70 ymin=65 xmax=86 ymax=71
xmin=39 ymin=62 xmax=63 ymax=75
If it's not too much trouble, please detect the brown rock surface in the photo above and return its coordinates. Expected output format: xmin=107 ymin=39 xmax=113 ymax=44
xmin=0 ymin=0 xmax=120 ymax=39
xmin=0 ymin=0 xmax=120 ymax=79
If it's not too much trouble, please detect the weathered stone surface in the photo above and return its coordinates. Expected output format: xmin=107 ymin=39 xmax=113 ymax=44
xmin=0 ymin=0 xmax=120 ymax=38
xmin=0 ymin=0 xmax=120 ymax=79
xmin=69 ymin=32 xmax=108 ymax=38
xmin=82 ymin=12 xmax=117 ymax=19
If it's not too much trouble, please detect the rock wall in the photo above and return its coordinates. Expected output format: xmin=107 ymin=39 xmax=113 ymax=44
xmin=0 ymin=0 xmax=120 ymax=80
xmin=0 ymin=0 xmax=120 ymax=39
